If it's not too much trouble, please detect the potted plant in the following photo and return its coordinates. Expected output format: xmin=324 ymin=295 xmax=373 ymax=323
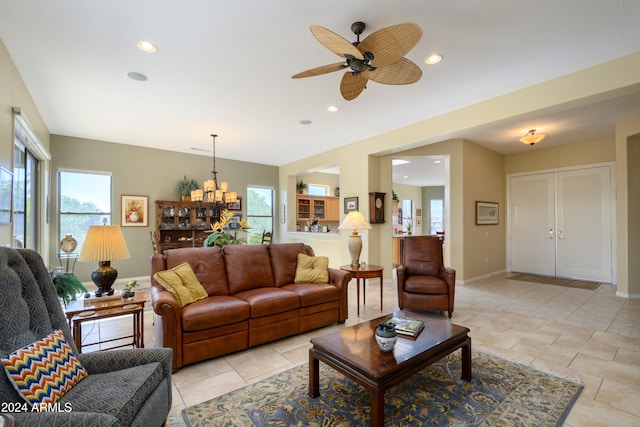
xmin=49 ymin=267 xmax=87 ymax=307
xmin=122 ymin=280 xmax=139 ymax=300
xmin=296 ymin=179 xmax=307 ymax=194
xmin=176 ymin=176 xmax=199 ymax=201
xmin=406 ymin=220 xmax=413 ymax=235
xmin=203 ymin=209 xmax=251 ymax=248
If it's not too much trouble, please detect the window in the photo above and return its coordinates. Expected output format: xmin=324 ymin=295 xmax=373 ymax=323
xmin=13 ymin=116 xmax=41 ymax=249
xmin=246 ymin=186 xmax=274 ymax=244
xmin=402 ymin=199 xmax=414 ymax=232
xmin=430 ymin=199 xmax=444 ymax=234
xmin=58 ymin=171 xmax=112 ymax=253
xmin=307 ymin=184 xmax=328 ymax=196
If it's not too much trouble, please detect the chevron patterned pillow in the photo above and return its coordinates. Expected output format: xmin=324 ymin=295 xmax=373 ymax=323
xmin=2 ymin=329 xmax=88 ymax=406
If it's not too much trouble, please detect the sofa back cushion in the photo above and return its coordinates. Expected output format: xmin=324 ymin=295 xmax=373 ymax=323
xmin=267 ymin=243 xmax=310 ymax=286
xmin=164 ymin=246 xmax=229 ymax=296
xmin=223 ymin=245 xmax=275 ymax=294
xmin=402 ymin=236 xmax=443 ymax=276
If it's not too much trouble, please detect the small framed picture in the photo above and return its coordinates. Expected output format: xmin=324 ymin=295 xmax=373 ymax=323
xmin=280 ymin=204 xmax=286 ymax=223
xmin=476 ymin=201 xmax=498 ymax=225
xmin=121 ymin=195 xmax=149 ymax=227
xmin=227 ymin=197 xmax=242 ymax=211
xmin=344 ymin=196 xmax=358 ymax=213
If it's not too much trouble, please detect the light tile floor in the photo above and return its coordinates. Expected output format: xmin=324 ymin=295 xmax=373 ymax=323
xmin=84 ymin=273 xmax=640 ymax=426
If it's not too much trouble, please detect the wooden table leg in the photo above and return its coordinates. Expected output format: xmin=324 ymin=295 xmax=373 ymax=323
xmin=356 ymin=275 xmax=361 ymax=316
xmin=461 ymin=336 xmax=472 ymax=381
xmin=73 ymin=321 xmax=82 ymax=352
xmin=138 ymin=309 xmax=145 ymax=348
xmin=308 ymin=350 xmax=320 ymax=397
xmin=370 ymin=388 xmax=385 ymax=427
xmin=379 ymin=274 xmax=383 ymax=311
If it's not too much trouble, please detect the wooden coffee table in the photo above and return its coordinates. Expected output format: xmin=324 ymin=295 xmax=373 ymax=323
xmin=309 ymin=309 xmax=471 ymax=427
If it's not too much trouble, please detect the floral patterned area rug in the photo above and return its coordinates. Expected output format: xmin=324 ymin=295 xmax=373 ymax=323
xmin=181 ymin=351 xmax=582 ymax=427
xmin=507 ymin=273 xmax=602 ymax=290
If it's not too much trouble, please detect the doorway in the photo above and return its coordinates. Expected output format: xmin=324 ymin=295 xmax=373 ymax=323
xmin=508 ymin=164 xmax=614 ymax=282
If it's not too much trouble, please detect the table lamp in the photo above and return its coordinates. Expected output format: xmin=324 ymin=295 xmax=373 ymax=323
xmin=79 ymin=225 xmax=131 ymax=297
xmin=338 ymin=211 xmax=372 ymax=268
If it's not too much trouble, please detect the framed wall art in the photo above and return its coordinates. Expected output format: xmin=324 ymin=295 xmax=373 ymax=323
xmin=344 ymin=196 xmax=358 ymax=213
xmin=476 ymin=201 xmax=498 ymax=225
xmin=227 ymin=197 xmax=242 ymax=211
xmin=121 ymin=194 xmax=149 ymax=227
xmin=0 ymin=167 xmax=13 ymax=224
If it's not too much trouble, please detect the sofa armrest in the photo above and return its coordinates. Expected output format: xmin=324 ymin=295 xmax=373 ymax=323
xmin=150 ymin=284 xmax=184 ymax=372
xmin=328 ymin=268 xmax=351 ymax=322
xmin=14 ymin=411 xmax=119 ymax=426
xmin=78 ymin=348 xmax=173 ymax=380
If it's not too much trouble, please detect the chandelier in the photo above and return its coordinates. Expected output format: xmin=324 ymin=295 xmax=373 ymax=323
xmin=519 ymin=129 xmax=546 ymax=146
xmin=191 ymin=134 xmax=237 ymax=206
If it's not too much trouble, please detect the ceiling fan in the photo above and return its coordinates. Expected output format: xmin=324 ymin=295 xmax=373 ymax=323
xmin=292 ymin=21 xmax=423 ymax=100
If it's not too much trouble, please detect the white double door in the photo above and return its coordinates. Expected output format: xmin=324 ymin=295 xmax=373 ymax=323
xmin=508 ymin=165 xmax=613 ymax=282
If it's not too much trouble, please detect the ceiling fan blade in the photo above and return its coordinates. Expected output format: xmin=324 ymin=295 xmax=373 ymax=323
xmin=358 ymin=22 xmax=422 ymax=67
xmin=367 ymin=58 xmax=422 ymax=85
xmin=310 ymin=25 xmax=364 ymax=60
xmin=340 ymin=72 xmax=368 ymax=100
xmin=291 ymin=62 xmax=346 ymax=79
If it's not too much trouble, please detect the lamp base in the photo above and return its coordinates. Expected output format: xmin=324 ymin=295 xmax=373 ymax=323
xmin=92 ymin=261 xmax=118 ymax=297
xmin=348 ymin=233 xmax=363 ymax=269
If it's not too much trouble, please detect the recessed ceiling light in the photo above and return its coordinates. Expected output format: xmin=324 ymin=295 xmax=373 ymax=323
xmin=425 ymin=53 xmax=443 ymax=65
xmin=299 ymin=119 xmax=312 ymax=125
xmin=434 ymin=160 xmax=441 ymax=164
xmin=327 ymin=105 xmax=338 ymax=112
xmin=403 ymin=175 xmax=409 ymax=179
xmin=126 ymin=71 xmax=148 ymax=81
xmin=137 ymin=40 xmax=157 ymax=53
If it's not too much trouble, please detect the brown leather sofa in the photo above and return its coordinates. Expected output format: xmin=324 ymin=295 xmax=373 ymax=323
xmin=397 ymin=235 xmax=456 ymax=318
xmin=150 ymin=243 xmax=351 ymax=371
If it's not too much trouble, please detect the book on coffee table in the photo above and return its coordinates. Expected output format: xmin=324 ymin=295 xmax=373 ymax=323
xmin=386 ymin=315 xmax=425 ymax=337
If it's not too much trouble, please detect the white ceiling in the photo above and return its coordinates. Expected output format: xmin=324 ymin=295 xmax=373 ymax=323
xmin=1 ymin=0 xmax=639 ymax=183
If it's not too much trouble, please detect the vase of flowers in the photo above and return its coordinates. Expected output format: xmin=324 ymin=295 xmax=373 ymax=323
xmin=307 ymin=217 xmax=319 ymax=232
xmin=203 ymin=209 xmax=252 ymax=248
xmin=122 ymin=280 xmax=139 ymax=300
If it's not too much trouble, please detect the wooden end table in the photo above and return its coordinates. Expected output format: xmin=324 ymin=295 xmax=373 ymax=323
xmin=340 ymin=264 xmax=383 ymax=316
xmin=65 ymin=291 xmax=149 ymax=352
xmin=309 ymin=309 xmax=471 ymax=427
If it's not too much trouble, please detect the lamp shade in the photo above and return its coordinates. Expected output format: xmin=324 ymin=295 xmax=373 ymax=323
xmin=79 ymin=225 xmax=131 ymax=262
xmin=338 ymin=211 xmax=372 ymax=233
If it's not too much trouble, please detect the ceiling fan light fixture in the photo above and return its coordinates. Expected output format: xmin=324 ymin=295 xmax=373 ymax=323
xmin=327 ymin=105 xmax=338 ymax=112
xmin=519 ymin=129 xmax=546 ymax=146
xmin=425 ymin=53 xmax=443 ymax=64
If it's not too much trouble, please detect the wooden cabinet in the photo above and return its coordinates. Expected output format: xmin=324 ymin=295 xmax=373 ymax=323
xmin=296 ymin=195 xmax=339 ymax=222
xmin=156 ymin=200 xmax=221 ymax=252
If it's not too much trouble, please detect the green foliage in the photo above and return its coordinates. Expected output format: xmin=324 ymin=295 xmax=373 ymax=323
xmin=296 ymin=179 xmax=307 ymax=193
xmin=176 ymin=176 xmax=199 ymax=198
xmin=392 ymin=190 xmax=399 ymax=201
xmin=50 ymin=270 xmax=87 ymax=305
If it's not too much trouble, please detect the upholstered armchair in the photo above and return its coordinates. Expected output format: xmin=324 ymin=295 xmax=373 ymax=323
xmin=396 ymin=236 xmax=456 ymax=318
xmin=0 ymin=247 xmax=172 ymax=426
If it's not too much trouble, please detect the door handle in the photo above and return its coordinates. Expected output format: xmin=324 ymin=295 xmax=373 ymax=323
xmin=548 ymin=228 xmax=554 ymax=239
xmin=558 ymin=230 xmax=566 ymax=240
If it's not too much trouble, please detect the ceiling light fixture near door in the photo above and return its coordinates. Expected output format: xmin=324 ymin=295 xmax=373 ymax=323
xmin=519 ymin=129 xmax=546 ymax=146
xmin=137 ymin=40 xmax=157 ymax=53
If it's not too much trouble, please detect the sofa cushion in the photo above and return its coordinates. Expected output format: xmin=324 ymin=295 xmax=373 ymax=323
xmin=2 ymin=330 xmax=88 ymax=406
xmin=233 ymin=288 xmax=300 ymax=318
xmin=404 ymin=276 xmax=448 ymax=294
xmin=154 ymin=262 xmax=208 ymax=307
xmin=181 ymin=296 xmax=250 ymax=332
xmin=281 ymin=283 xmax=339 ymax=307
xmin=224 ymin=245 xmax=275 ymax=294
xmin=294 ymin=253 xmax=329 ymax=283
xmin=164 ymin=246 xmax=229 ymax=296
xmin=267 ymin=243 xmax=307 ymax=286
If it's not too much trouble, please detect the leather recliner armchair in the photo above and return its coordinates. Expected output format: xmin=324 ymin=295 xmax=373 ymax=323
xmin=396 ymin=236 xmax=456 ymax=318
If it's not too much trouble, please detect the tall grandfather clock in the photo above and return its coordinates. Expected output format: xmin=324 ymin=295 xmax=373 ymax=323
xmin=369 ymin=192 xmax=386 ymax=223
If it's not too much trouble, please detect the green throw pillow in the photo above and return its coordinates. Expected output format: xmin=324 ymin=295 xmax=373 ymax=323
xmin=154 ymin=262 xmax=208 ymax=307
xmin=294 ymin=253 xmax=329 ymax=283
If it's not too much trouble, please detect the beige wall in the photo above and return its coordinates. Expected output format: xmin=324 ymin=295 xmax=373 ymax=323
xmin=51 ymin=135 xmax=278 ymax=282
xmin=615 ymin=112 xmax=640 ymax=297
xmin=0 ymin=39 xmax=50 ymax=253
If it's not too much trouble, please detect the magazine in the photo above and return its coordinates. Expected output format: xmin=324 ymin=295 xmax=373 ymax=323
xmin=386 ymin=315 xmax=425 ymax=337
